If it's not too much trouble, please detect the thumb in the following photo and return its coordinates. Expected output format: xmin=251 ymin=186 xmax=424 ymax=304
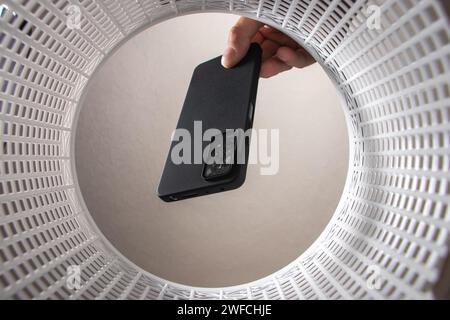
xmin=222 ymin=17 xmax=263 ymax=68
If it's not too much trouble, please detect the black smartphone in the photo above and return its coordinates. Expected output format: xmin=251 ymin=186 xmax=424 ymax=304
xmin=157 ymin=43 xmax=262 ymax=202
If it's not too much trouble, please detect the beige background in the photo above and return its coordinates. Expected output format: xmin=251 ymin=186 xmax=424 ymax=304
xmin=75 ymin=13 xmax=348 ymax=287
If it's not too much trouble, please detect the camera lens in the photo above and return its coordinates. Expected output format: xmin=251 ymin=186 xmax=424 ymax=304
xmin=203 ymin=162 xmax=233 ymax=180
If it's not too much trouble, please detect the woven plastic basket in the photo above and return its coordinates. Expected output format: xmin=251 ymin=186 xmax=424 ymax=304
xmin=1 ymin=0 xmax=450 ymax=299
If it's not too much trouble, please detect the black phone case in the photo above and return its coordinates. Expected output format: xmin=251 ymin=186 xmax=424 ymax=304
xmin=158 ymin=43 xmax=262 ymax=202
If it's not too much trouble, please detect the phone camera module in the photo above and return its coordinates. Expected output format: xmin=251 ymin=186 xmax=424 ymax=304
xmin=202 ymin=132 xmax=236 ymax=180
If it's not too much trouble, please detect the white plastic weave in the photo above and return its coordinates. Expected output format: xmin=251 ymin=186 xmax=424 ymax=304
xmin=1 ymin=0 xmax=450 ymax=299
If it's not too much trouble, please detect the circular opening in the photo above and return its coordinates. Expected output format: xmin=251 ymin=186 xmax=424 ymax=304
xmin=74 ymin=13 xmax=348 ymax=287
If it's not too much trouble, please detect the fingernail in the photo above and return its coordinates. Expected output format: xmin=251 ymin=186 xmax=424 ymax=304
xmin=221 ymin=47 xmax=235 ymax=68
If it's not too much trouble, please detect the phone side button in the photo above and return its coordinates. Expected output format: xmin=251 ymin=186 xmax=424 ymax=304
xmin=248 ymin=102 xmax=254 ymax=122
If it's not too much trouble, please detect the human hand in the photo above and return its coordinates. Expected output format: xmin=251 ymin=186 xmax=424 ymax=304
xmin=221 ymin=17 xmax=316 ymax=78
